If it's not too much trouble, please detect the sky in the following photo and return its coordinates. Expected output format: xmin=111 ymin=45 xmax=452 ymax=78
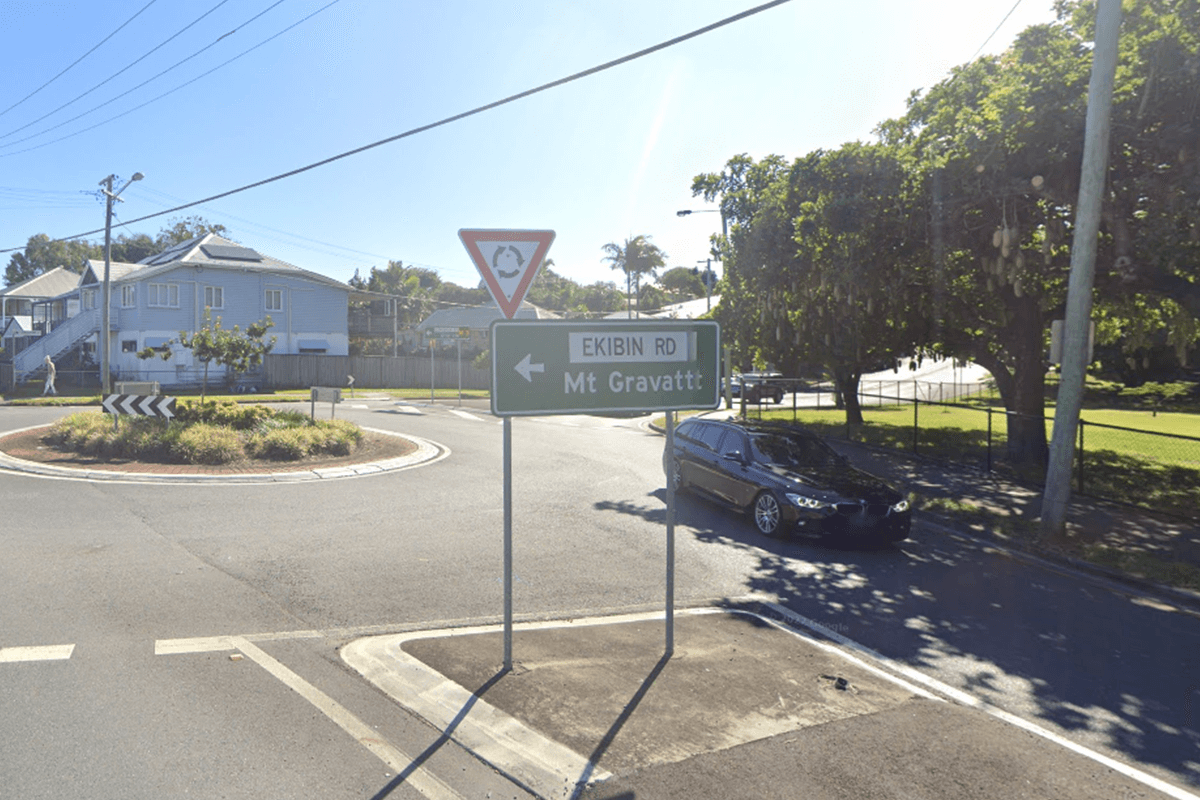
xmin=0 ymin=0 xmax=1061 ymax=297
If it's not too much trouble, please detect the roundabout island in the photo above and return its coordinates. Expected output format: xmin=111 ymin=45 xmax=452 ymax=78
xmin=0 ymin=423 xmax=445 ymax=485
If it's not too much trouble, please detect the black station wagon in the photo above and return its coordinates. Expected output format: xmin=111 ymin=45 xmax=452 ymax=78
xmin=664 ymin=417 xmax=911 ymax=543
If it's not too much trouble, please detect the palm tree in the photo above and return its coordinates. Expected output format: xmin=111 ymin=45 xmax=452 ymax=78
xmin=600 ymin=235 xmax=668 ymax=318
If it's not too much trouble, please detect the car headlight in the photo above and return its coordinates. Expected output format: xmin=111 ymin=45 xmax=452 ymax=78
xmin=891 ymin=498 xmax=910 ymax=513
xmin=787 ymin=493 xmax=830 ymax=510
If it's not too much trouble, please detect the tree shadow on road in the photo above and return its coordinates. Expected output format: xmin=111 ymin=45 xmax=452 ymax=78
xmin=594 ymin=488 xmax=1200 ymax=790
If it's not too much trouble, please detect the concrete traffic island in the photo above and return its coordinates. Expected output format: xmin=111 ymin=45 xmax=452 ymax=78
xmin=343 ymin=608 xmax=1157 ymax=800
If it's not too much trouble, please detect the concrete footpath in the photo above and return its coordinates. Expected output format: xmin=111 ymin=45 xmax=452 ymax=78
xmin=343 ymin=607 xmax=1175 ymax=800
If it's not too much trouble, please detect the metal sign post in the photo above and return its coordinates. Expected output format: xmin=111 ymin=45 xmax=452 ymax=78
xmin=665 ymin=410 xmax=675 ymax=656
xmin=489 ymin=319 xmax=719 ymax=659
xmin=310 ymin=387 xmax=341 ymax=420
xmin=503 ymin=416 xmax=513 ymax=670
xmin=461 ymin=228 xmax=556 ymax=671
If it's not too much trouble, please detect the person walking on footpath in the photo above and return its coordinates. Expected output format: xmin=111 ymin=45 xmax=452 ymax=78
xmin=42 ymin=355 xmax=57 ymax=395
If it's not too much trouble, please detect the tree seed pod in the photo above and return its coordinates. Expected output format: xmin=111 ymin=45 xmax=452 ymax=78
xmin=993 ymin=228 xmax=1003 ymax=248
xmin=1013 ymin=278 xmax=1024 ymax=297
xmin=867 ymin=297 xmax=874 ymax=314
xmin=1015 ymin=250 xmax=1025 ymax=270
xmin=987 ymin=277 xmax=994 ymax=292
xmin=1001 ymin=245 xmax=1011 ymax=259
xmin=825 ymin=332 xmax=831 ymax=346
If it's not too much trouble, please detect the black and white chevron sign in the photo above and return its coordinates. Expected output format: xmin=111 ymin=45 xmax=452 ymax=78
xmin=102 ymin=394 xmax=177 ymax=419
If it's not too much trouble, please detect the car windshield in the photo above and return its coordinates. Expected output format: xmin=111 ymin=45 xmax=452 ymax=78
xmin=749 ymin=432 xmax=841 ymax=469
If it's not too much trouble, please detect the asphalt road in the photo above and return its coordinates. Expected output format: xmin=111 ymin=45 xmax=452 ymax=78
xmin=1 ymin=398 xmax=1197 ymax=798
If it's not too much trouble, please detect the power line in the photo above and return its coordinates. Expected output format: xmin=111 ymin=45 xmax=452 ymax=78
xmin=0 ymin=0 xmax=288 ymax=150
xmin=0 ymin=0 xmax=792 ymax=255
xmin=0 ymin=0 xmax=234 ymax=141
xmin=969 ymin=0 xmax=1025 ymax=61
xmin=0 ymin=0 xmax=159 ymax=119
xmin=0 ymin=0 xmax=340 ymax=158
xmin=131 ymin=185 xmax=391 ymax=262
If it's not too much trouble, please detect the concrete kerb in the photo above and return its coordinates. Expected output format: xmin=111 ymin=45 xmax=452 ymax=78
xmin=0 ymin=424 xmax=446 ymax=485
xmin=340 ymin=605 xmax=941 ymax=800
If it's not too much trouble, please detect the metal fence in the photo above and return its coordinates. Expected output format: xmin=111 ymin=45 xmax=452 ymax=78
xmin=738 ymin=379 xmax=1200 ymax=520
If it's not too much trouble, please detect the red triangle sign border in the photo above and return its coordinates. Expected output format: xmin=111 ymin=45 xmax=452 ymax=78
xmin=459 ymin=228 xmax=555 ymax=319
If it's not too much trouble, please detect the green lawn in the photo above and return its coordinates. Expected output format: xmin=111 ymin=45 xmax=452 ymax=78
xmin=746 ymin=402 xmax=1200 ymax=519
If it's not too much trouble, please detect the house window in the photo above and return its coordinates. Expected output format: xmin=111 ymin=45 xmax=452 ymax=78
xmin=265 ymin=289 xmax=283 ymax=312
xmin=82 ymin=289 xmax=96 ymax=310
xmin=204 ymin=286 xmax=224 ymax=309
xmin=148 ymin=283 xmax=179 ymax=308
xmin=121 ymin=340 xmax=137 ymax=353
xmin=121 ymin=285 xmax=136 ymax=307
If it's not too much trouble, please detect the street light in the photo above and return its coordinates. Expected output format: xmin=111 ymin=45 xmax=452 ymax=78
xmin=99 ymin=171 xmax=143 ymax=394
xmin=676 ymin=207 xmax=728 ymax=240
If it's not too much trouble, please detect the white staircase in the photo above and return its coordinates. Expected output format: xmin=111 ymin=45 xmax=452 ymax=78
xmin=14 ymin=308 xmax=102 ymax=382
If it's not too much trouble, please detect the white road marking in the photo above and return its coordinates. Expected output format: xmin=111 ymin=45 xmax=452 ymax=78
xmin=0 ymin=644 xmax=75 ymax=663
xmin=447 ymin=409 xmax=485 ymax=422
xmin=764 ymin=601 xmax=1200 ymax=800
xmin=388 ymin=404 xmax=424 ymax=414
xmin=228 ymin=636 xmax=463 ymax=800
xmin=155 ymin=636 xmax=239 ymax=655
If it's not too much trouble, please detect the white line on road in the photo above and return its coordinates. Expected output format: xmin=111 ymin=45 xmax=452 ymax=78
xmin=764 ymin=602 xmax=1200 ymax=800
xmin=0 ymin=644 xmax=75 ymax=663
xmin=447 ymin=409 xmax=485 ymax=422
xmin=229 ymin=637 xmax=463 ymax=800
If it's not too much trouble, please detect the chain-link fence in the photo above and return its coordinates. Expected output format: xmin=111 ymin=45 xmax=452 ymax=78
xmin=736 ymin=378 xmax=1200 ymax=520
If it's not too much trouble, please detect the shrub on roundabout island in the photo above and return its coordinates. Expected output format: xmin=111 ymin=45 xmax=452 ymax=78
xmin=46 ymin=401 xmax=363 ymax=465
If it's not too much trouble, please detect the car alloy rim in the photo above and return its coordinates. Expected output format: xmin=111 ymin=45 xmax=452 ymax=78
xmin=672 ymin=459 xmax=682 ymax=490
xmin=755 ymin=494 xmax=780 ymax=533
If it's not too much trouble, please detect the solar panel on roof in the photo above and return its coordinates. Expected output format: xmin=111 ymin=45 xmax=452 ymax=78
xmin=201 ymin=244 xmax=263 ymax=262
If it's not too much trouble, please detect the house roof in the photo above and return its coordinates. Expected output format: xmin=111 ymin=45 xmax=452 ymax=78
xmin=0 ymin=266 xmax=81 ymax=299
xmin=643 ymin=294 xmax=720 ymax=320
xmin=601 ymin=294 xmax=721 ymax=320
xmin=79 ymin=234 xmax=353 ymax=292
xmin=417 ymin=301 xmax=560 ymax=330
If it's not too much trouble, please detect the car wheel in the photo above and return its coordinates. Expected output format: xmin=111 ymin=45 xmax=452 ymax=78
xmin=773 ymin=391 xmax=784 ymax=404
xmin=752 ymin=492 xmax=783 ymax=538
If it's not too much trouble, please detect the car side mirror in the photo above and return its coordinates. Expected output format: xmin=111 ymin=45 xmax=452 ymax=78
xmin=723 ymin=450 xmax=746 ymax=464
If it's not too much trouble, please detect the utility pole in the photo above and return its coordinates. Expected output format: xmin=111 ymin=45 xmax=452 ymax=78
xmin=1041 ymin=0 xmax=1122 ymax=537
xmin=696 ymin=259 xmax=715 ymax=312
xmin=98 ymin=171 xmax=143 ymax=395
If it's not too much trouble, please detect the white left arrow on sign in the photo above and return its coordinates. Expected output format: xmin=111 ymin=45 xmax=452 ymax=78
xmin=514 ymin=353 xmax=545 ymax=383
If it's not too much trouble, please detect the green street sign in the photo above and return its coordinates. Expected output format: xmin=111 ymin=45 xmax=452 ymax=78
xmin=491 ymin=319 xmax=720 ymax=416
xmin=432 ymin=326 xmax=467 ymax=340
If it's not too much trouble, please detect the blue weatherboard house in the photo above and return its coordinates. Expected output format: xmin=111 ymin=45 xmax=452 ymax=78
xmin=12 ymin=234 xmax=353 ymax=388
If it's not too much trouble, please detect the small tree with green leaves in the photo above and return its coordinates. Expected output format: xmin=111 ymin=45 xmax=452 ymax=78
xmin=139 ymin=309 xmax=275 ymax=401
